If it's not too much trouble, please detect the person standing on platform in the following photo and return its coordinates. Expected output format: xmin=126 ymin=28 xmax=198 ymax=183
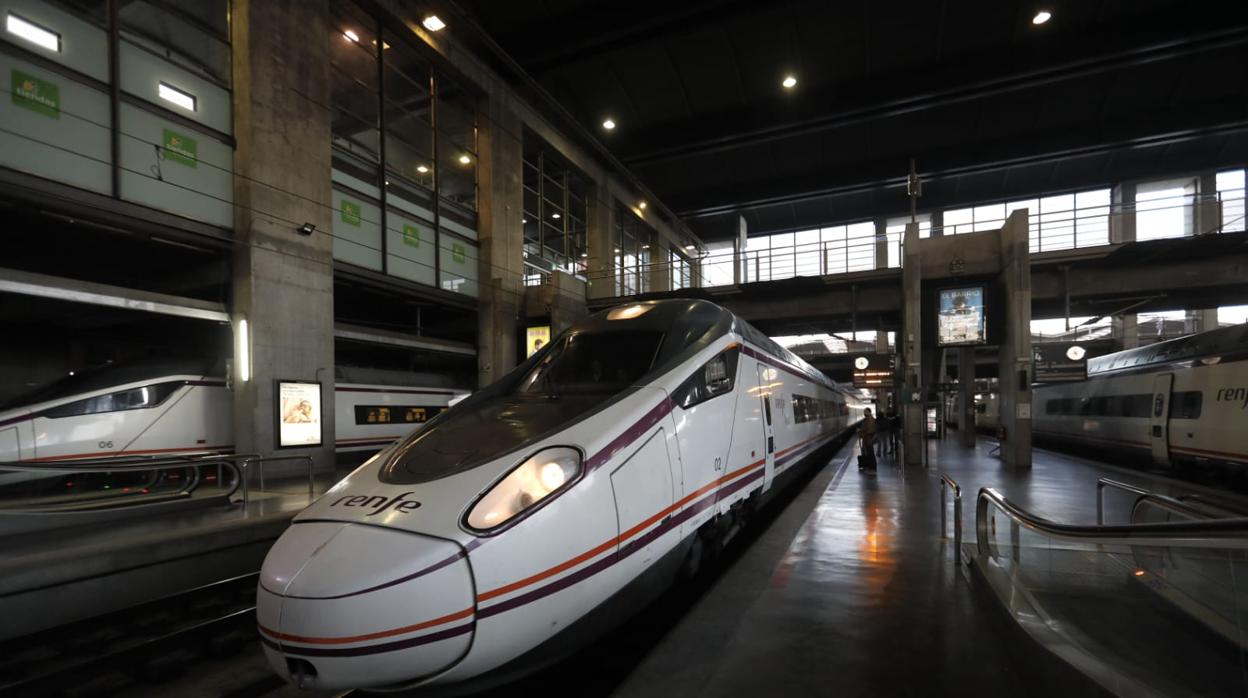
xmin=876 ymin=408 xmax=891 ymax=457
xmin=886 ymin=407 xmax=900 ymax=455
xmin=858 ymin=408 xmax=877 ymax=471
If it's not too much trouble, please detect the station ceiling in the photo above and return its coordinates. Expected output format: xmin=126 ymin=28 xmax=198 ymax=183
xmin=458 ymin=0 xmax=1248 ymax=241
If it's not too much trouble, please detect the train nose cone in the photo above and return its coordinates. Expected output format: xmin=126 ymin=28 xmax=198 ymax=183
xmin=257 ymin=522 xmax=475 ymax=690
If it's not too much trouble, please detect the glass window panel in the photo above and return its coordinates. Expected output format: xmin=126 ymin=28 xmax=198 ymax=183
xmin=436 ymin=77 xmax=476 ymax=152
xmin=943 ymin=207 xmax=973 ymax=235
xmin=795 ymin=229 xmax=821 ymax=277
xmin=845 ymin=222 xmax=875 ymax=272
xmin=972 ymin=203 xmax=1005 ymax=231
xmin=1037 ymin=193 xmax=1075 ymax=251
xmin=1137 ymin=184 xmax=1191 ymax=241
xmin=1217 ymin=169 xmax=1245 ymax=233
xmin=119 ymin=1 xmax=230 ymax=85
xmin=821 ymin=225 xmax=847 ymax=275
xmin=438 ymin=133 xmax=476 ymax=213
xmin=1074 ymin=189 xmax=1111 ymax=248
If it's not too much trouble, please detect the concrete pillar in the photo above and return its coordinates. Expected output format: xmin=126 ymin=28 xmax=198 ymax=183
xmin=476 ymin=95 xmax=525 ymax=388
xmin=901 ymin=222 xmax=923 ymax=467
xmin=649 ymin=239 xmax=671 ymax=292
xmin=958 ymin=348 xmax=975 ymax=448
xmin=1111 ymin=182 xmax=1137 ymax=243
xmin=1192 ymin=308 xmax=1219 ymax=333
xmin=997 ymin=210 xmax=1033 ymax=469
xmin=230 ymin=0 xmax=336 ymax=478
xmin=1115 ymin=314 xmax=1140 ymax=349
xmin=874 ymin=218 xmax=888 ymax=270
xmin=1195 ymin=171 xmax=1221 ymax=235
xmin=733 ymin=214 xmax=747 ymax=285
xmin=587 ymin=182 xmax=616 ymax=300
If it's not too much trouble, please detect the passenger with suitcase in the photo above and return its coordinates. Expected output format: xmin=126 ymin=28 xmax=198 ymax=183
xmin=858 ymin=408 xmax=878 ymax=471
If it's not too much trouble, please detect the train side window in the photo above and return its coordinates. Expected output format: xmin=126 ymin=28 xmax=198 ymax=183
xmin=1172 ymin=391 xmax=1202 ymax=419
xmin=42 ymin=382 xmax=183 ymax=418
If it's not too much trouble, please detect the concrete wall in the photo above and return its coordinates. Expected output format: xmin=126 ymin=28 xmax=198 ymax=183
xmin=230 ymin=0 xmax=336 ymax=474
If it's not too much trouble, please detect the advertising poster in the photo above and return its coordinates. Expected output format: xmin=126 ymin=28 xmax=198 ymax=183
xmin=278 ymin=381 xmax=322 ymax=447
xmin=937 ymin=286 xmax=986 ymax=346
xmin=526 ymin=325 xmax=551 ymax=358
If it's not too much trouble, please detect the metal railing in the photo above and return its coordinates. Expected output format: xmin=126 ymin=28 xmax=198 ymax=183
xmin=238 ymin=454 xmax=316 ymax=503
xmin=0 ymin=452 xmax=250 ymax=513
xmin=586 ymin=189 xmax=1245 ymax=298
xmin=940 ymin=473 xmax=963 ymax=556
xmin=976 ymin=487 xmax=1248 ymax=560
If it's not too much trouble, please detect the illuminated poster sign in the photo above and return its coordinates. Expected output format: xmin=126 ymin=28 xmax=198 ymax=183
xmin=937 ymin=286 xmax=986 ymax=347
xmin=277 ymin=381 xmax=322 ymax=447
xmin=526 ymin=326 xmax=551 ymax=358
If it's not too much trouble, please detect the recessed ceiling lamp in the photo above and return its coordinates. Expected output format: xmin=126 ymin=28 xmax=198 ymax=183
xmin=602 ymin=118 xmax=616 ymax=130
xmin=638 ymin=201 xmax=647 ymax=210
xmin=458 ymin=154 xmax=471 ymax=165
xmin=343 ymin=29 xmax=359 ymax=42
xmin=551 ymin=212 xmax=561 ymax=219
xmin=422 ymin=15 xmax=446 ymax=32
xmin=782 ymin=75 xmax=797 ymax=89
xmin=416 ymin=164 xmax=429 ymax=173
xmin=1032 ymin=10 xmax=1051 ymax=24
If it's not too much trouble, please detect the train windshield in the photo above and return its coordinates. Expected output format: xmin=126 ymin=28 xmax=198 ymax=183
xmin=515 ymin=331 xmax=665 ymax=397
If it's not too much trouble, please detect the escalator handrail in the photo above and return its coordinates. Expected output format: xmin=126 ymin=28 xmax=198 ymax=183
xmin=976 ymin=487 xmax=1248 ymax=556
xmin=0 ymin=453 xmax=259 ymax=512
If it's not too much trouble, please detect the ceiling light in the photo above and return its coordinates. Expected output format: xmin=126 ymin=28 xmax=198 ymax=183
xmin=782 ymin=75 xmax=797 ymax=89
xmin=422 ymin=15 xmax=446 ymax=32
xmin=343 ymin=29 xmax=359 ymax=42
xmin=602 ymin=118 xmax=616 ymax=130
xmin=685 ymin=245 xmax=696 ymax=251
xmin=7 ymin=13 xmax=60 ymax=52
xmin=638 ymin=201 xmax=647 ymax=210
xmin=158 ymin=82 xmax=197 ymax=112
xmin=416 ymin=164 xmax=429 ymax=173
xmin=1032 ymin=10 xmax=1051 ymax=24
xmin=458 ymin=154 xmax=471 ymax=165
xmin=551 ymin=212 xmax=561 ymax=219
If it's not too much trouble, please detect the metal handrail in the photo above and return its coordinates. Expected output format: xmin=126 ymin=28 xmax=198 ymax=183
xmin=0 ymin=453 xmax=253 ymax=512
xmin=940 ymin=473 xmax=962 ymax=556
xmin=976 ymin=487 xmax=1248 ymax=558
xmin=238 ymin=454 xmax=317 ymax=503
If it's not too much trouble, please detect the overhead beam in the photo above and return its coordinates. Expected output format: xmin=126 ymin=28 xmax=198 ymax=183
xmin=0 ymin=267 xmax=230 ymax=322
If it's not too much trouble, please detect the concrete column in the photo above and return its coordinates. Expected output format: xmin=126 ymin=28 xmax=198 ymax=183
xmin=476 ymin=94 xmax=525 ymax=388
xmin=1192 ymin=308 xmax=1219 ymax=333
xmin=649 ymin=238 xmax=671 ymax=292
xmin=1111 ymin=182 xmax=1137 ymax=243
xmin=958 ymin=348 xmax=975 ymax=448
xmin=901 ymin=222 xmax=923 ymax=467
xmin=997 ymin=210 xmax=1033 ymax=469
xmin=1195 ymin=171 xmax=1221 ymax=235
xmin=733 ymin=214 xmax=747 ymax=285
xmin=1115 ymin=314 xmax=1140 ymax=349
xmin=230 ymin=0 xmax=336 ymax=478
xmin=874 ymin=218 xmax=888 ymax=269
xmin=587 ymin=181 xmax=616 ymax=300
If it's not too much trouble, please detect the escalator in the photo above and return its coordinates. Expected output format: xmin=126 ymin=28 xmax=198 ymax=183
xmin=969 ymin=479 xmax=1248 ymax=697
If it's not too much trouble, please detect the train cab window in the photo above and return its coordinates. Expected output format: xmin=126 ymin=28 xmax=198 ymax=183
xmin=42 ymin=382 xmax=183 ymax=418
xmin=518 ymin=331 xmax=665 ymax=397
xmin=1172 ymin=391 xmax=1203 ymax=420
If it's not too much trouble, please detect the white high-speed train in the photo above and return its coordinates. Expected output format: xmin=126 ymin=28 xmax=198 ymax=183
xmin=1033 ymin=323 xmax=1248 ymax=470
xmin=257 ymin=299 xmax=866 ymax=692
xmin=0 ymin=360 xmax=467 ymax=470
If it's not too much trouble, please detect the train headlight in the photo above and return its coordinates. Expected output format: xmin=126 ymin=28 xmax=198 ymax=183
xmin=466 ymin=447 xmax=581 ymax=531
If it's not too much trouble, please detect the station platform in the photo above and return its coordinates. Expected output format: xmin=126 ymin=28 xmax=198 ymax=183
xmin=599 ymin=434 xmax=1247 ymax=698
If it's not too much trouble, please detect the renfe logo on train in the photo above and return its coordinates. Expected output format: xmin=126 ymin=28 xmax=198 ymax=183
xmin=1216 ymin=387 xmax=1248 ymax=409
xmin=331 ymin=491 xmax=422 ymax=515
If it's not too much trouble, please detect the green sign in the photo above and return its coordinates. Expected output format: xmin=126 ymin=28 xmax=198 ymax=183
xmin=402 ymin=224 xmax=420 ymax=248
xmin=340 ymin=200 xmax=361 ymax=226
xmin=451 ymin=243 xmax=466 ymax=264
xmin=161 ymin=128 xmax=198 ymax=167
xmin=11 ymin=69 xmax=59 ymax=118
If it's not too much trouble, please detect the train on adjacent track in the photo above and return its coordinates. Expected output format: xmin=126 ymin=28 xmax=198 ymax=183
xmin=0 ymin=360 xmax=466 ymax=482
xmin=256 ymin=299 xmax=866 ymax=693
xmin=1032 ymin=322 xmax=1248 ymax=471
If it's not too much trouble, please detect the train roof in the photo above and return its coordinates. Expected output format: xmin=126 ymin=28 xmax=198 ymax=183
xmin=1087 ymin=322 xmax=1248 ymax=376
xmin=1 ymin=357 xmax=217 ymax=411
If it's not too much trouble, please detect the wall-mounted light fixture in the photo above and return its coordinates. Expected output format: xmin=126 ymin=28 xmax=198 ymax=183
xmin=236 ymin=318 xmax=251 ymax=383
xmin=297 ymin=222 xmax=316 ymax=236
xmin=422 ymin=15 xmax=446 ymax=32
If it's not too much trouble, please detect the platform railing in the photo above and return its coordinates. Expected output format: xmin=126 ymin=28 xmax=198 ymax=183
xmin=940 ymin=473 xmax=963 ymax=557
xmin=237 ymin=454 xmax=316 ymax=503
xmin=0 ymin=452 xmax=251 ymax=513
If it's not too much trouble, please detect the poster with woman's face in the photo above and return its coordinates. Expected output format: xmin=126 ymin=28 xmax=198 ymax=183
xmin=526 ymin=326 xmax=551 ymax=358
xmin=279 ymin=381 xmax=322 ymax=446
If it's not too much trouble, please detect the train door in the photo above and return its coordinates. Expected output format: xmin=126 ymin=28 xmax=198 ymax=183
xmin=1150 ymin=373 xmax=1173 ymax=466
xmin=756 ymin=365 xmax=776 ymax=491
